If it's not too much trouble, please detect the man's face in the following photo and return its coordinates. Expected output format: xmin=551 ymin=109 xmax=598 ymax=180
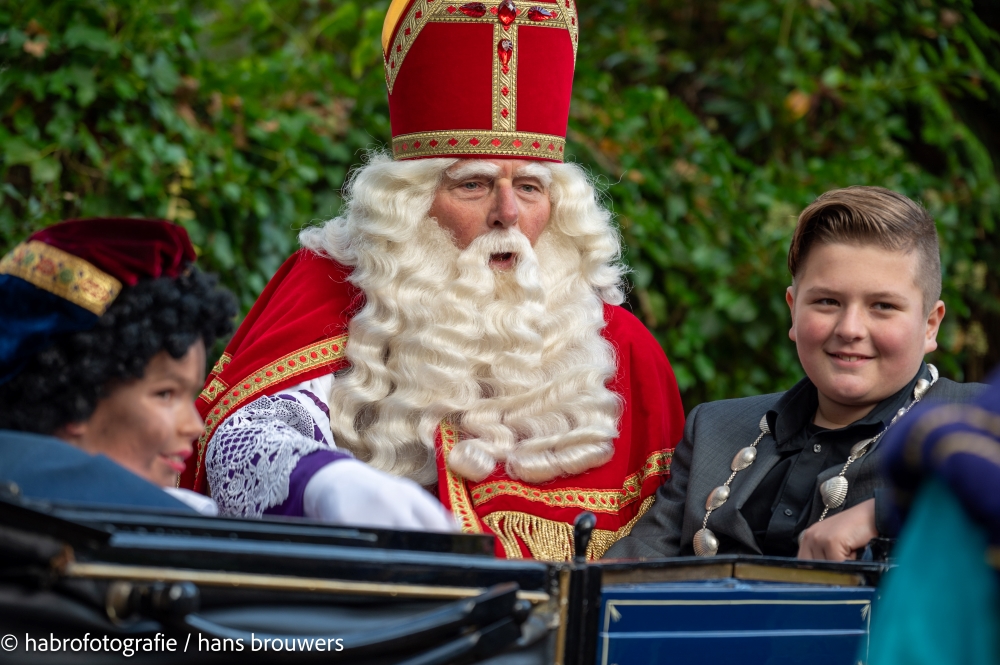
xmin=428 ymin=158 xmax=551 ymax=270
xmin=64 ymin=340 xmax=207 ymax=487
xmin=786 ymin=242 xmax=945 ymax=425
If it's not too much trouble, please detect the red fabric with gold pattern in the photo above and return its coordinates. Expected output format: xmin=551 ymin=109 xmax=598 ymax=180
xmin=383 ymin=0 xmax=578 ymax=161
xmin=179 ymin=250 xmax=362 ymax=494
xmin=437 ymin=303 xmax=685 ymax=560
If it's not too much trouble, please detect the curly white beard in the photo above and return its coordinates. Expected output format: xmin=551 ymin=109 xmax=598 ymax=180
xmin=300 ymin=154 xmax=625 ymax=486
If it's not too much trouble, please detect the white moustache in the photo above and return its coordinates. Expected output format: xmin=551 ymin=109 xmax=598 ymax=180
xmin=462 ymin=228 xmax=535 ymax=263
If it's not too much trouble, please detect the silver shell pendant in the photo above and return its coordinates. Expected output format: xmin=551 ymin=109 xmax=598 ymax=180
xmin=693 ymin=528 xmax=719 ymax=557
xmin=705 ymin=485 xmax=731 ymax=511
xmin=731 ymin=446 xmax=757 ymax=471
xmin=913 ymin=378 xmax=931 ymax=401
xmin=849 ymin=437 xmax=873 ymax=458
xmin=820 ymin=475 xmax=849 ymax=509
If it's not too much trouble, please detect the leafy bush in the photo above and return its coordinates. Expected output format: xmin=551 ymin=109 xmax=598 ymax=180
xmin=3 ymin=0 xmax=999 ymax=408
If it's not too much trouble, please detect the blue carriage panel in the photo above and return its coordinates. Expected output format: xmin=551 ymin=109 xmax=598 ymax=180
xmin=598 ymin=579 xmax=876 ymax=665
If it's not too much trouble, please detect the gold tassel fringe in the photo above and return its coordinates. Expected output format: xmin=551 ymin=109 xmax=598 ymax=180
xmin=481 ymin=495 xmax=656 ymax=562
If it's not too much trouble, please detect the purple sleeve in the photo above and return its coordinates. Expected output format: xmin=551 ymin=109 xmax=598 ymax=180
xmin=263 ymin=449 xmax=352 ymax=517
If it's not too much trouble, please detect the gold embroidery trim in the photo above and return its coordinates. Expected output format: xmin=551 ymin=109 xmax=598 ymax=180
xmin=210 ymin=352 xmax=232 ymax=377
xmin=439 ymin=420 xmax=484 ymax=534
xmin=469 ymin=450 xmax=671 ymax=513
xmin=585 ymin=494 xmax=656 ymax=559
xmin=384 ymin=0 xmax=434 ymax=93
xmin=393 ymin=130 xmax=565 ymax=159
xmin=198 ymin=376 xmax=229 ymax=404
xmin=481 ymin=494 xmax=656 ymax=562
xmin=384 ymin=0 xmax=577 ymax=94
xmin=0 ymin=240 xmax=122 ymax=315
xmin=194 ymin=335 xmax=349 ymax=487
xmin=381 ymin=0 xmax=411 ymax=53
xmin=563 ymin=0 xmax=579 ymax=60
xmin=493 ymin=21 xmax=517 ymax=133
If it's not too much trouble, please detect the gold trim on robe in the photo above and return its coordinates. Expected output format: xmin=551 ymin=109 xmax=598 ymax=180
xmin=441 ymin=423 xmax=670 ymax=561
xmin=481 ymin=495 xmax=656 ymax=561
xmin=439 ymin=420 xmax=485 ymax=533
xmin=195 ymin=335 xmax=349 ymax=489
xmin=469 ymin=450 xmax=671 ymax=514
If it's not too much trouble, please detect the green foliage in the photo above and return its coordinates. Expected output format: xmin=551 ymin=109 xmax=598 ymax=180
xmin=2 ymin=0 xmax=999 ymax=408
xmin=0 ymin=0 xmax=389 ymax=309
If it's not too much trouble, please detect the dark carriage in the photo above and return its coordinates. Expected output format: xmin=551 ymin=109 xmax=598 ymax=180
xmin=0 ymin=489 xmax=884 ymax=665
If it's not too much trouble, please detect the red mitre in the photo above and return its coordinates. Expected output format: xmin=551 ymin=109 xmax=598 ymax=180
xmin=382 ymin=0 xmax=578 ymax=161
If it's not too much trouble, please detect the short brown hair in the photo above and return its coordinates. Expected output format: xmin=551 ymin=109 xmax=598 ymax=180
xmin=787 ymin=186 xmax=941 ymax=312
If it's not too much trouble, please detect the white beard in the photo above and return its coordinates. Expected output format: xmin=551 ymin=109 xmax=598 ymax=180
xmin=301 ymin=156 xmax=625 ymax=486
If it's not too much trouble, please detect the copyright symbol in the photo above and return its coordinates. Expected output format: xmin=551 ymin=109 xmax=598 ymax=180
xmin=1 ymin=634 xmax=16 ymax=651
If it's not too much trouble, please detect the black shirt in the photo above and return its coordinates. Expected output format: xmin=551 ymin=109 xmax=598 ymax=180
xmin=740 ymin=365 xmax=929 ymax=557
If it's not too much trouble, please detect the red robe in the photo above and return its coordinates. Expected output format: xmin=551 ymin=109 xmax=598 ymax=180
xmin=181 ymin=249 xmax=685 ymax=560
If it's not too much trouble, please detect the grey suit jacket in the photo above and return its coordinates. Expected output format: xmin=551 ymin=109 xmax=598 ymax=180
xmin=605 ymin=376 xmax=985 ymax=559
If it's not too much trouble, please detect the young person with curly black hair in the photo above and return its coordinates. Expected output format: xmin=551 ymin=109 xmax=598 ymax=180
xmin=0 ymin=218 xmax=457 ymax=529
xmin=0 ymin=218 xmax=235 ymax=513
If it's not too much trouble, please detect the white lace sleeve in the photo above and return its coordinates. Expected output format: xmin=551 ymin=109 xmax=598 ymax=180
xmin=205 ymin=378 xmax=341 ymax=518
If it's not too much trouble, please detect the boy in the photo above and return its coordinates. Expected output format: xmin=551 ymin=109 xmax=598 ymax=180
xmin=606 ymin=186 xmax=985 ymax=561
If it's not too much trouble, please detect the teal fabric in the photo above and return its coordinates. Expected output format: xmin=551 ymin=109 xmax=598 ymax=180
xmin=866 ymin=479 xmax=1000 ymax=664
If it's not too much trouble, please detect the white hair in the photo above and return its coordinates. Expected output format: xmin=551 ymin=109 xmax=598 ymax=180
xmin=300 ymin=153 xmax=627 ymax=485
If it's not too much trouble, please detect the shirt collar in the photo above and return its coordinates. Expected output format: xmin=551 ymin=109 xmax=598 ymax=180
xmin=765 ymin=362 xmax=931 ymax=451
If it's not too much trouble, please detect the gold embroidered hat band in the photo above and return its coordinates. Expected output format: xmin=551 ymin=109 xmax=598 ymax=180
xmin=0 ymin=241 xmax=122 ymax=316
xmin=693 ymin=365 xmax=939 ymax=557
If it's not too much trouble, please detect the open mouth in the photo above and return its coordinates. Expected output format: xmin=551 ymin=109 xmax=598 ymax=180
xmin=489 ymin=252 xmax=516 ymax=270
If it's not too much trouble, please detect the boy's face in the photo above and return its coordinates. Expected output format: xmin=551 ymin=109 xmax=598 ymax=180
xmin=786 ymin=242 xmax=945 ymax=425
xmin=62 ymin=340 xmax=207 ymax=487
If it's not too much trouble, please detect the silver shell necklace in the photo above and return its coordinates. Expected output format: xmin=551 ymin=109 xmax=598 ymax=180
xmin=692 ymin=364 xmax=939 ymax=557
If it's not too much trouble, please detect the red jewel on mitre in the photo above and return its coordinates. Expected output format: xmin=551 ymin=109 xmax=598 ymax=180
xmin=382 ymin=0 xmax=578 ymax=161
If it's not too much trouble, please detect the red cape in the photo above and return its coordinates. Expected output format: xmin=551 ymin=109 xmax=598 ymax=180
xmin=182 ymin=249 xmax=685 ymax=560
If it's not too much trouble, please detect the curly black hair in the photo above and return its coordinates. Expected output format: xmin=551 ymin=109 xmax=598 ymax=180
xmin=0 ymin=267 xmax=237 ymax=434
